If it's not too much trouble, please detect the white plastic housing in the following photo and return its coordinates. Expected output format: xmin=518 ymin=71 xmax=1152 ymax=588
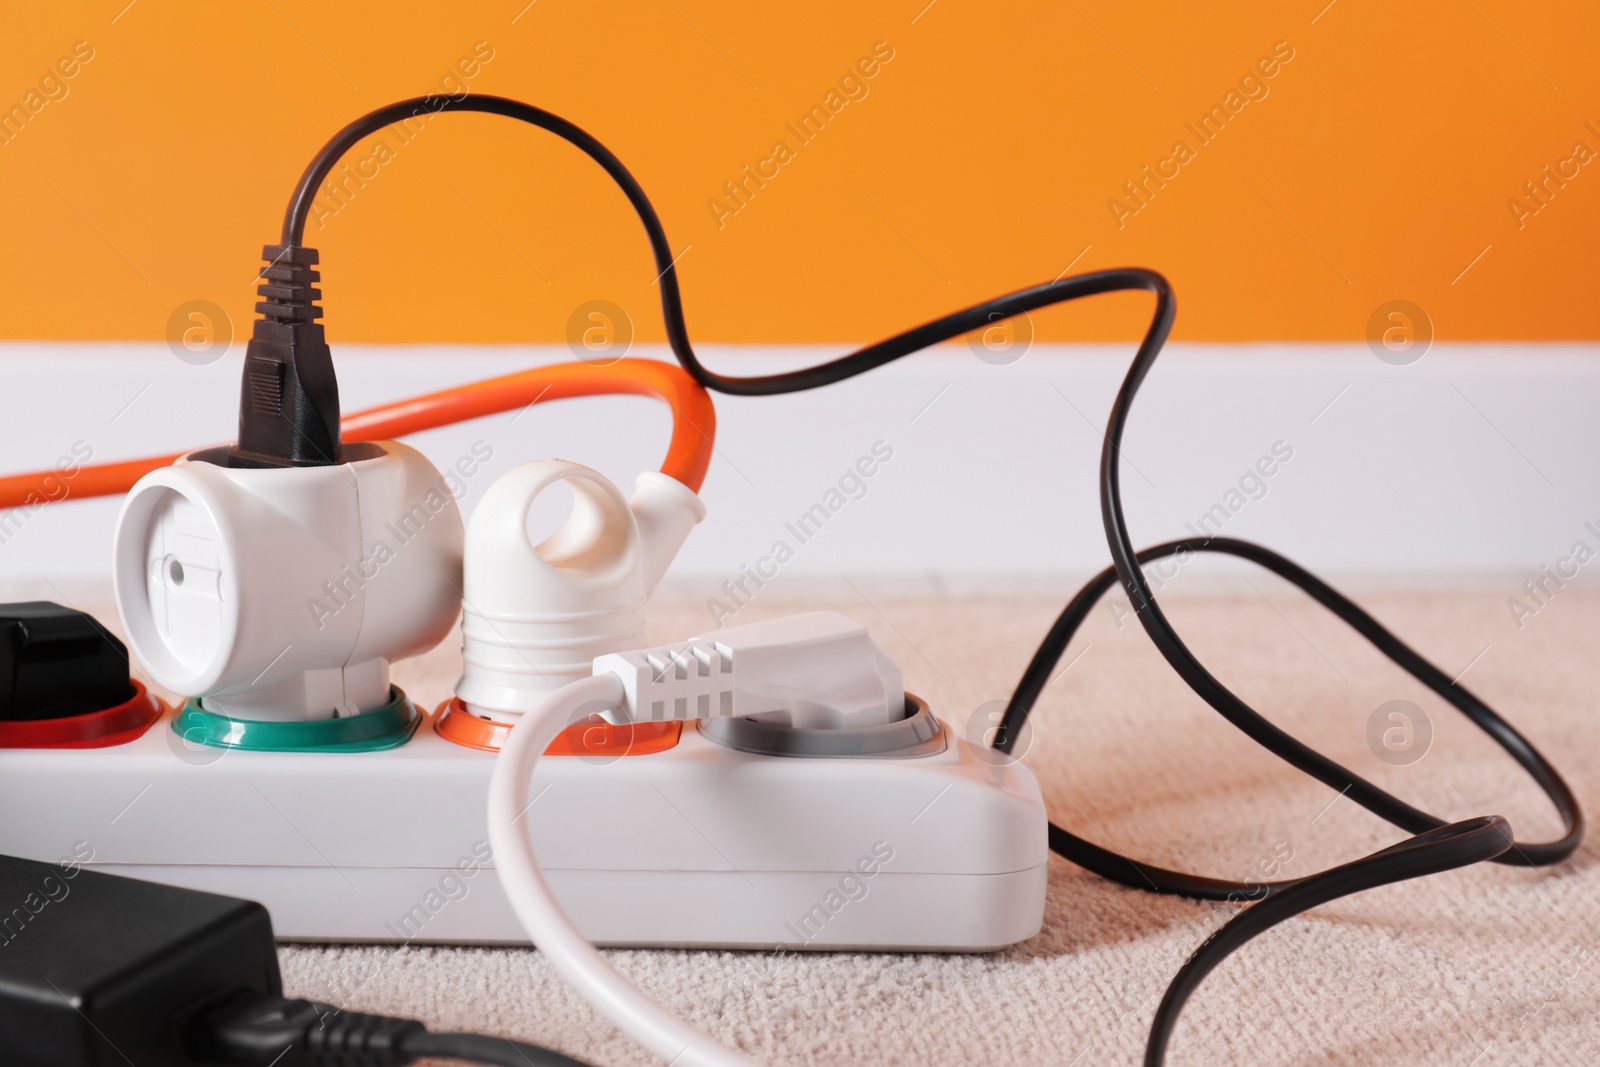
xmin=112 ymin=441 xmax=463 ymax=720
xmin=456 ymin=460 xmax=705 ymax=720
xmin=0 ymin=709 xmax=1047 ymax=950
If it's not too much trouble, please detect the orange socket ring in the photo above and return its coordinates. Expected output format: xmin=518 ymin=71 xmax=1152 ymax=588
xmin=0 ymin=357 xmax=715 ymax=510
xmin=434 ymin=696 xmax=681 ymax=756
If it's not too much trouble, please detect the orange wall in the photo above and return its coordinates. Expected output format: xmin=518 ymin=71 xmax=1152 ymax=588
xmin=1 ymin=1 xmax=1596 ymax=344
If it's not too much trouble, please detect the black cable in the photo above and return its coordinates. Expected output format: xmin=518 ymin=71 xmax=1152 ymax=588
xmin=1143 ymin=815 xmax=1516 ymax=1067
xmin=1005 ymin=536 xmax=1582 ymax=895
xmin=284 ymin=94 xmax=1585 ymax=1066
xmin=195 ymin=993 xmax=594 ymax=1067
xmin=281 ymin=96 xmax=1164 ymax=399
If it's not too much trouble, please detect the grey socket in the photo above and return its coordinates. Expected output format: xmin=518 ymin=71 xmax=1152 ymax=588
xmin=697 ymin=693 xmax=946 ymax=759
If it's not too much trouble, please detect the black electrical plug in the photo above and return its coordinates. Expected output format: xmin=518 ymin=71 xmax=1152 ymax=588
xmin=227 ymin=244 xmax=342 ymax=468
xmin=0 ymin=602 xmax=133 ymax=721
xmin=0 ymin=853 xmax=592 ymax=1067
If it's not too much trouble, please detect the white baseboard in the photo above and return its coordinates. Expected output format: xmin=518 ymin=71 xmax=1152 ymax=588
xmin=2 ymin=342 xmax=1596 ymax=599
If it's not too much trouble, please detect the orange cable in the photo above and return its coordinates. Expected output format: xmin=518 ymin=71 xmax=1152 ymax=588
xmin=0 ymin=358 xmax=715 ymax=510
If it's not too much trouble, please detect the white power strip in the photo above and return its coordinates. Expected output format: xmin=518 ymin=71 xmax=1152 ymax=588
xmin=0 ymin=707 xmax=1046 ymax=951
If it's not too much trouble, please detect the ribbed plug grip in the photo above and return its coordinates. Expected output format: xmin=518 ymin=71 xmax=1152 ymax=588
xmin=195 ymin=994 xmax=423 ymax=1066
xmin=228 ymin=244 xmax=342 ymax=468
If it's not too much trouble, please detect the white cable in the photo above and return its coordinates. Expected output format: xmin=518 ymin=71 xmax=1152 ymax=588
xmin=489 ymin=614 xmax=904 ymax=1066
xmin=486 ymin=672 xmax=759 ymax=1067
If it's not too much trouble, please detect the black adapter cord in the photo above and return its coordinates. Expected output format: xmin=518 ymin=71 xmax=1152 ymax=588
xmin=196 ymin=991 xmax=594 ymax=1067
xmin=282 ymin=95 xmax=1583 ymax=1065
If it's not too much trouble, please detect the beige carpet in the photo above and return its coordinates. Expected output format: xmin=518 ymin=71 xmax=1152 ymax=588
xmin=51 ymin=584 xmax=1600 ymax=1065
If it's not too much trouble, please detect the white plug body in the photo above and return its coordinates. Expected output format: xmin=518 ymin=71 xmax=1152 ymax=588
xmin=112 ymin=441 xmax=463 ymax=721
xmin=592 ymin=611 xmax=904 ymax=729
xmin=455 ymin=460 xmax=704 ymax=722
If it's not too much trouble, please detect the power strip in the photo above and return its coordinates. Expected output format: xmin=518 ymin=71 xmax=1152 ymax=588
xmin=0 ymin=704 xmax=1046 ymax=951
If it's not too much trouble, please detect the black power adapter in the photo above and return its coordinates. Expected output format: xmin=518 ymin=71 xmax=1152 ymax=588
xmin=0 ymin=853 xmax=277 ymax=1066
xmin=0 ymin=854 xmax=586 ymax=1067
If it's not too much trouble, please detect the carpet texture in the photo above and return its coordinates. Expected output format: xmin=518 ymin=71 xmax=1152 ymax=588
xmin=71 ymin=586 xmax=1600 ymax=1064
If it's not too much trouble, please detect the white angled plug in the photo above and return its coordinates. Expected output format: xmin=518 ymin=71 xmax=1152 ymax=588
xmin=592 ymin=610 xmax=904 ymax=729
xmin=489 ymin=610 xmax=909 ymax=1067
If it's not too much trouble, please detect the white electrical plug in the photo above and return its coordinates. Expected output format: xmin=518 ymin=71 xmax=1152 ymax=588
xmin=489 ymin=609 xmax=913 ymax=1067
xmin=112 ymin=441 xmax=463 ymax=721
xmin=592 ymin=610 xmax=904 ymax=729
xmin=455 ymin=459 xmax=705 ymax=722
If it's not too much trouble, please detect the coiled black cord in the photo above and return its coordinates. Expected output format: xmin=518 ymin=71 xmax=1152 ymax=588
xmin=287 ymin=94 xmax=1584 ymax=1065
xmin=1011 ymin=536 xmax=1581 ymax=892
